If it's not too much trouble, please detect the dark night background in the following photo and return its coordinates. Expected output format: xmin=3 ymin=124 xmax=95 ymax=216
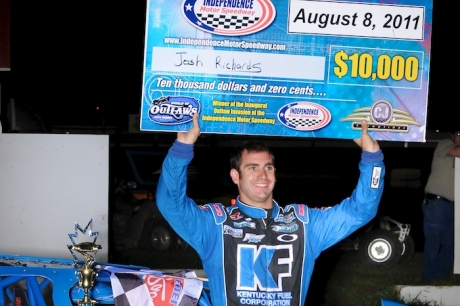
xmin=0 ymin=1 xmax=456 ymax=131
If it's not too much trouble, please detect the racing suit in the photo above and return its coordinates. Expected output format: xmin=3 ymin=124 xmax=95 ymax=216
xmin=156 ymin=140 xmax=385 ymax=306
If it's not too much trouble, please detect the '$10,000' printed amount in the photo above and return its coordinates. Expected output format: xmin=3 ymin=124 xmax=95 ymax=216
xmin=333 ymin=50 xmax=419 ymax=82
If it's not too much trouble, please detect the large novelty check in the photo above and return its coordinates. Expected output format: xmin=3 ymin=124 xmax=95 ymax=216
xmin=140 ymin=0 xmax=432 ymax=142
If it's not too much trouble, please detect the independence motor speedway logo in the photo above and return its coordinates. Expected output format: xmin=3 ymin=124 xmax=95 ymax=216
xmin=148 ymin=96 xmax=200 ymax=125
xmin=278 ymin=102 xmax=332 ymax=131
xmin=182 ymin=0 xmax=276 ymax=36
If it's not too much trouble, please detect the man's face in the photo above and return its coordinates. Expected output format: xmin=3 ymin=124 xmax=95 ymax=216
xmin=230 ymin=150 xmax=276 ymax=208
xmin=453 ymin=131 xmax=460 ymax=146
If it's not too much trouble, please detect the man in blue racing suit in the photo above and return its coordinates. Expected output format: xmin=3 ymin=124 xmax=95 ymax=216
xmin=156 ymin=114 xmax=385 ymax=306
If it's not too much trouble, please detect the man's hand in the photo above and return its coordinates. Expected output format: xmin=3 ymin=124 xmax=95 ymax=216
xmin=177 ymin=113 xmax=200 ymax=144
xmin=353 ymin=120 xmax=380 ymax=152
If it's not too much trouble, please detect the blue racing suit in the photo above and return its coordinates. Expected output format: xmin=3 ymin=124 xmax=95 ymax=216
xmin=156 ymin=140 xmax=385 ymax=306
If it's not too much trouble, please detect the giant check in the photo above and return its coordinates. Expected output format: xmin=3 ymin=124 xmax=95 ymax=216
xmin=140 ymin=0 xmax=433 ymax=142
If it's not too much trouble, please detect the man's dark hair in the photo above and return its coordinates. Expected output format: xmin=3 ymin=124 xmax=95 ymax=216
xmin=229 ymin=140 xmax=275 ymax=173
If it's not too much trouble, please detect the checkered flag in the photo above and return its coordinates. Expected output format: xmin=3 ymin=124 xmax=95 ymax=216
xmin=110 ymin=272 xmax=152 ymax=306
xmin=285 ymin=118 xmax=322 ymax=127
xmin=197 ymin=13 xmax=259 ymax=30
xmin=107 ymin=266 xmax=203 ymax=306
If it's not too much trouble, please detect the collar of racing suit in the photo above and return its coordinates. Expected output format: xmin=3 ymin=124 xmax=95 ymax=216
xmin=235 ymin=196 xmax=281 ymax=219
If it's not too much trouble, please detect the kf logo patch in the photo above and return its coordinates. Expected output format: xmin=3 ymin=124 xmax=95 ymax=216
xmin=236 ymin=244 xmax=293 ymax=291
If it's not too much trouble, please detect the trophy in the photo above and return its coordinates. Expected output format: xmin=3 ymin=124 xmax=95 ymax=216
xmin=67 ymin=219 xmax=102 ymax=305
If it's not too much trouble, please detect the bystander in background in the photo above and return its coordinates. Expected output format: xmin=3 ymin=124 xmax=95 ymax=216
xmin=422 ymin=127 xmax=460 ymax=283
